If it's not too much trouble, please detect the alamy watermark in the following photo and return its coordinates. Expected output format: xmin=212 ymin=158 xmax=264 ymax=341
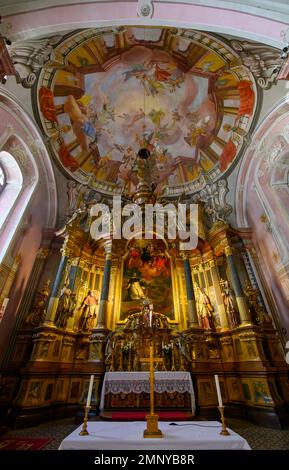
xmin=89 ymin=196 xmax=198 ymax=250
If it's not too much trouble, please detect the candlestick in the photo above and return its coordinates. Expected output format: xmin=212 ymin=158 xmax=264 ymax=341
xmin=79 ymin=405 xmax=90 ymax=436
xmin=214 ymin=374 xmax=223 ymax=407
xmin=171 ymin=342 xmax=176 ymax=371
xmin=86 ymin=374 xmax=94 ymax=407
xmin=218 ymin=406 xmax=230 ymax=436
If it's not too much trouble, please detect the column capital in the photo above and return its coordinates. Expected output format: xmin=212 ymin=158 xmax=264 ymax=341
xmin=60 ymin=246 xmax=73 ymax=258
xmin=180 ymin=252 xmax=189 ymax=261
xmin=78 ymin=259 xmax=89 ymax=270
xmin=208 ymin=258 xmax=216 ymax=268
xmin=104 ymin=240 xmax=113 ymax=259
xmin=36 ymin=247 xmax=50 ymax=259
xmin=70 ymin=257 xmax=80 ymax=267
xmin=224 ymin=245 xmax=234 ymax=257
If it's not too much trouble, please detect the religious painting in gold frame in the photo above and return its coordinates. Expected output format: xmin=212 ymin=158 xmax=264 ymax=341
xmin=119 ymin=239 xmax=176 ymax=321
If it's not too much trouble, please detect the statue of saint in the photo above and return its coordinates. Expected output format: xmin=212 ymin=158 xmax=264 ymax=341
xmin=244 ymin=280 xmax=261 ymax=324
xmin=220 ymin=279 xmax=239 ymax=328
xmin=66 ymin=180 xmax=81 ymax=216
xmin=26 ymin=279 xmax=51 ymax=327
xmin=197 ymin=287 xmax=214 ymax=330
xmin=54 ymin=283 xmax=74 ymax=329
xmin=126 ymin=272 xmax=147 ymax=300
xmin=78 ymin=290 xmax=99 ymax=331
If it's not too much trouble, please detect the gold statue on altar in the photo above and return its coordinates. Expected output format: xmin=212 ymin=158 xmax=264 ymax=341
xmin=104 ymin=300 xmax=190 ymax=372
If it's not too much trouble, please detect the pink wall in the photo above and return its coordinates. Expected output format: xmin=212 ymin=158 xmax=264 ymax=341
xmin=236 ymin=100 xmax=289 ymax=340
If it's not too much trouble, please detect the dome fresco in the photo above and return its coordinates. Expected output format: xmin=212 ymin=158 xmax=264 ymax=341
xmin=36 ymin=27 xmax=257 ymax=195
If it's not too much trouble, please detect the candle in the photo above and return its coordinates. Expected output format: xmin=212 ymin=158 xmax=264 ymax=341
xmin=149 ymin=310 xmax=152 ymax=327
xmin=214 ymin=374 xmax=223 ymax=407
xmin=86 ymin=374 xmax=94 ymax=407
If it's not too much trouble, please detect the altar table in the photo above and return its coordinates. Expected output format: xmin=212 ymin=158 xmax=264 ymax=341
xmin=59 ymin=421 xmax=251 ymax=450
xmin=99 ymin=372 xmax=195 ymax=414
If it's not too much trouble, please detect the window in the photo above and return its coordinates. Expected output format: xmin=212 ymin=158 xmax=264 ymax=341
xmin=0 ymin=151 xmax=23 ymax=261
xmin=0 ymin=151 xmax=23 ymax=229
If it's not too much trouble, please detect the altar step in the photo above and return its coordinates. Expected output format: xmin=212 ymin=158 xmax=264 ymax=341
xmin=100 ymin=411 xmax=194 ymax=421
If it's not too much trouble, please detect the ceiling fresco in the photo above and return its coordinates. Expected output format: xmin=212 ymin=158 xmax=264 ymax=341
xmin=36 ymin=27 xmax=257 ymax=195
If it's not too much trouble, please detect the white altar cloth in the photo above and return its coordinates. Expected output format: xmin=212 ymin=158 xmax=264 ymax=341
xmin=59 ymin=421 xmax=251 ymax=450
xmin=100 ymin=371 xmax=195 ymax=414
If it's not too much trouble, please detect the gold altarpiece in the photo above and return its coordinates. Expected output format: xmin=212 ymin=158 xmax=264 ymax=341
xmin=1 ymin=196 xmax=289 ymax=428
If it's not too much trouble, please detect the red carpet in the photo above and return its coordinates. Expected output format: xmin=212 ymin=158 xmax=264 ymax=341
xmin=110 ymin=411 xmax=193 ymax=421
xmin=0 ymin=438 xmax=52 ymax=450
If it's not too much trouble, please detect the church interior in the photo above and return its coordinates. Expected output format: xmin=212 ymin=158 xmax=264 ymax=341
xmin=0 ymin=0 xmax=289 ymax=451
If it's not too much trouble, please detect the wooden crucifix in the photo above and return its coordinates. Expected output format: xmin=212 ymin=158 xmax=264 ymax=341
xmin=140 ymin=344 xmax=163 ymax=438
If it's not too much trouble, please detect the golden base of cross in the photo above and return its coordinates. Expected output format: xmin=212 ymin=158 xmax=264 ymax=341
xmin=143 ymin=414 xmax=163 ymax=438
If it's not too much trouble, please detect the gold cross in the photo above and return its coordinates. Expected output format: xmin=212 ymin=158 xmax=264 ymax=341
xmin=140 ymin=344 xmax=163 ymax=438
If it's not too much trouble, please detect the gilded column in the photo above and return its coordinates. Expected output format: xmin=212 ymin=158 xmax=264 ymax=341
xmin=97 ymin=241 xmax=112 ymax=328
xmin=182 ymin=254 xmax=199 ymax=327
xmin=45 ymin=249 xmax=69 ymax=324
xmin=225 ymin=246 xmax=251 ymax=324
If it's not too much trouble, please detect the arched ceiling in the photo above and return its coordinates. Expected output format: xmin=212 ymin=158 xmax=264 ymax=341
xmin=1 ymin=0 xmax=289 ymax=47
xmin=2 ymin=0 xmax=289 ymax=26
xmin=1 ymin=1 xmax=288 ymax=207
xmin=34 ymin=26 xmax=258 ymax=196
